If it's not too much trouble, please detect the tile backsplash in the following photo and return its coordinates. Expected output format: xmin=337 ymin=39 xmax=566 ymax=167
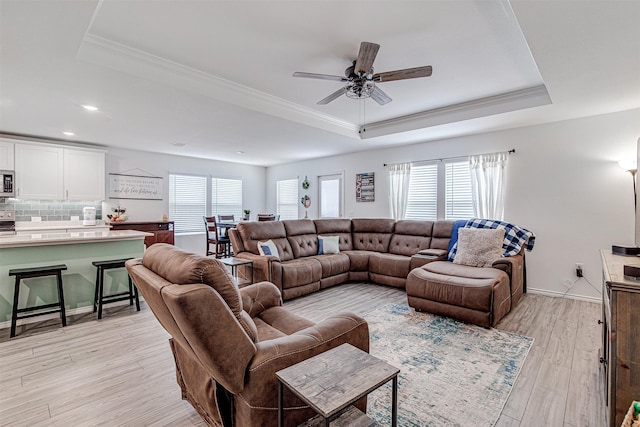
xmin=0 ymin=199 xmax=102 ymax=222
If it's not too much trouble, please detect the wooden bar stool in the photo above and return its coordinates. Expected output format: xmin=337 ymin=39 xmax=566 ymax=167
xmin=92 ymin=258 xmax=140 ymax=319
xmin=9 ymin=264 xmax=68 ymax=338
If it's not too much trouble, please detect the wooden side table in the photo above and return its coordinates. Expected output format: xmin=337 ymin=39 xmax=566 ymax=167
xmin=276 ymin=343 xmax=399 ymax=427
xmin=220 ymin=257 xmax=253 ymax=287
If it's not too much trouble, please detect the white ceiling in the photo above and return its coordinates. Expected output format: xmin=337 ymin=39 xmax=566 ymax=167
xmin=0 ymin=0 xmax=639 ymax=166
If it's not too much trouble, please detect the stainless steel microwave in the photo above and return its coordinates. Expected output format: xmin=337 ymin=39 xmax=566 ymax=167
xmin=0 ymin=170 xmax=15 ymax=197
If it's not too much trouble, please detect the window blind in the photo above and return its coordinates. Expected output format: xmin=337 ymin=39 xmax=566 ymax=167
xmin=277 ymin=178 xmax=298 ymax=220
xmin=169 ymin=174 xmax=207 ymax=233
xmin=405 ymin=163 xmax=438 ymax=220
xmin=211 ymin=178 xmax=243 ymax=220
xmin=445 ymin=161 xmax=474 ymax=220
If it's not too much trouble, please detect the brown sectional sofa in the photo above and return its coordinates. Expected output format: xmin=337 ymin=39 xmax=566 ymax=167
xmin=228 ymin=218 xmax=525 ymax=327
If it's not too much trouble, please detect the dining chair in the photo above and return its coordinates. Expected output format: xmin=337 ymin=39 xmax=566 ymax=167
xmin=204 ymin=216 xmax=231 ymax=258
xmin=257 ymin=214 xmax=276 ymax=221
xmin=218 ymin=214 xmax=235 ymax=222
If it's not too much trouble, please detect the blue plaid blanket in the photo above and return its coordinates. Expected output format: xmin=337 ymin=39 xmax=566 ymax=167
xmin=448 ymin=218 xmax=535 ymax=261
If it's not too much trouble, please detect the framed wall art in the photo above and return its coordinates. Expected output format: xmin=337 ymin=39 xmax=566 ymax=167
xmin=356 ymin=172 xmax=375 ymax=202
xmin=108 ymin=173 xmax=163 ymax=200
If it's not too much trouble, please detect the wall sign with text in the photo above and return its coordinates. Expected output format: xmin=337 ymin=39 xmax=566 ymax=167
xmin=108 ymin=173 xmax=163 ymax=200
xmin=356 ymin=172 xmax=375 ymax=202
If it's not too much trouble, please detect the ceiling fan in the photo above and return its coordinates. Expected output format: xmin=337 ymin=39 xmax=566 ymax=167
xmin=293 ymin=41 xmax=432 ymax=106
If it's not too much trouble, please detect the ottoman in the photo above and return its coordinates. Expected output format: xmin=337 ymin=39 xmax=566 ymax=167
xmin=406 ymin=261 xmax=512 ymax=327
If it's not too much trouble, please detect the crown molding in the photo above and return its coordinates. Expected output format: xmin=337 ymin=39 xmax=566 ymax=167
xmin=77 ymin=34 xmax=360 ymax=138
xmin=359 ymin=85 xmax=551 ymax=139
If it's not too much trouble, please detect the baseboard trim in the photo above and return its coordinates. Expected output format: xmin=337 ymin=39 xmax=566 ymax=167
xmin=527 ymin=287 xmax=601 ymax=303
xmin=0 ymin=299 xmax=138 ymax=331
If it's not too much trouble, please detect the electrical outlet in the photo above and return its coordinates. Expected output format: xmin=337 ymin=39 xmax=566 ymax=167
xmin=575 ymin=263 xmax=584 ymax=278
xmin=562 ymin=279 xmax=574 ymax=288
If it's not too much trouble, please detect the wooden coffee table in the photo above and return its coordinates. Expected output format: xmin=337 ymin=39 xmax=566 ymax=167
xmin=276 ymin=343 xmax=399 ymax=427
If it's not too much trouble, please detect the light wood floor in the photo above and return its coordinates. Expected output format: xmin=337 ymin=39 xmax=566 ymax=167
xmin=0 ymin=283 xmax=604 ymax=427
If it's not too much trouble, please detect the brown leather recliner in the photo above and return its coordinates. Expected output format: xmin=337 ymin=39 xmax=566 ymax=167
xmin=126 ymin=244 xmax=369 ymax=427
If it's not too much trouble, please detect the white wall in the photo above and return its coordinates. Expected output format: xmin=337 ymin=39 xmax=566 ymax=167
xmin=267 ymin=108 xmax=640 ymax=301
xmin=105 ymin=147 xmax=266 ymax=254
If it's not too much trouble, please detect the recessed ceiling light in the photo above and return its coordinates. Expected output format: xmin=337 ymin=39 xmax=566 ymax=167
xmin=63 ymin=131 xmax=75 ymax=136
xmin=172 ymin=142 xmax=186 ymax=147
xmin=236 ymin=151 xmax=245 ymax=154
xmin=82 ymin=105 xmax=99 ymax=111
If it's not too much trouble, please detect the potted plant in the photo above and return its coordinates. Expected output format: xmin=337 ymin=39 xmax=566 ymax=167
xmin=243 ymin=209 xmax=251 ymax=221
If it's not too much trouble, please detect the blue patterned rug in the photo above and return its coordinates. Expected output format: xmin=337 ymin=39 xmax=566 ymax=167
xmin=365 ymin=304 xmax=533 ymax=427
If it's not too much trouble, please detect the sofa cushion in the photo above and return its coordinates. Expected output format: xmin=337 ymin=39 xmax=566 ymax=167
xmin=453 ymin=228 xmax=505 ymax=267
xmin=352 ymin=218 xmax=395 ymax=252
xmin=431 ymin=220 xmax=454 ymax=250
xmin=314 ymin=219 xmax=353 ymax=251
xmin=343 ymin=250 xmax=372 ymax=272
xmin=389 ymin=220 xmax=434 ymax=256
xmin=318 ymin=235 xmax=340 ymax=254
xmin=369 ymin=252 xmax=411 ymax=278
xmin=284 ymin=219 xmax=319 ymax=258
xmin=309 ymin=253 xmax=351 ymax=278
xmin=143 ymin=244 xmax=242 ymax=315
xmin=271 ymin=258 xmax=322 ymax=290
xmin=237 ymin=221 xmax=294 ymax=261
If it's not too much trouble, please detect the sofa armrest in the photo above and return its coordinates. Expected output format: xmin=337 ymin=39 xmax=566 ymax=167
xmin=492 ymin=254 xmax=524 ymax=306
xmin=240 ymin=281 xmax=283 ymax=317
xmin=410 ymin=248 xmax=448 ymax=269
xmin=241 ymin=313 xmax=369 ymax=407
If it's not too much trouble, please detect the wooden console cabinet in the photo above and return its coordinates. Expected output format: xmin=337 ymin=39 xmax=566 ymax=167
xmin=110 ymin=221 xmax=174 ymax=248
xmin=600 ymin=250 xmax=640 ymax=427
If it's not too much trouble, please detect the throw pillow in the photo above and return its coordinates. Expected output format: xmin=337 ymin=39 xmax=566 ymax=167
xmin=257 ymin=239 xmax=279 ymax=259
xmin=453 ymin=228 xmax=505 ymax=267
xmin=318 ymin=235 xmax=340 ymax=254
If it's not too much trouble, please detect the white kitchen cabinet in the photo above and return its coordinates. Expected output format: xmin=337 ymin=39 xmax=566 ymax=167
xmin=15 ymin=144 xmax=64 ymax=199
xmin=0 ymin=139 xmax=15 ymax=170
xmin=64 ymin=149 xmax=105 ymax=200
xmin=14 ymin=142 xmax=105 ymax=200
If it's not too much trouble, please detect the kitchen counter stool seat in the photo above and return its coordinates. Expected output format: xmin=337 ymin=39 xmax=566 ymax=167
xmin=9 ymin=264 xmax=68 ymax=338
xmin=92 ymin=258 xmax=140 ymax=319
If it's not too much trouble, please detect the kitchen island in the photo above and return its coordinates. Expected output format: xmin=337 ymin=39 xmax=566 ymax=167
xmin=0 ymin=230 xmax=151 ymax=326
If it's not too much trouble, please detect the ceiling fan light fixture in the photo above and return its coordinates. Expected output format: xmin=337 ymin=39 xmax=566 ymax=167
xmin=345 ymin=81 xmax=375 ymax=100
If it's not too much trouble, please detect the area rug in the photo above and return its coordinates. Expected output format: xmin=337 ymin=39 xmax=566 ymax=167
xmin=364 ymin=304 xmax=533 ymax=427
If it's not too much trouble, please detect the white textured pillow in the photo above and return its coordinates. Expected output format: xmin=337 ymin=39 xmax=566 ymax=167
xmin=453 ymin=228 xmax=505 ymax=267
xmin=318 ymin=235 xmax=340 ymax=254
xmin=257 ymin=239 xmax=279 ymax=259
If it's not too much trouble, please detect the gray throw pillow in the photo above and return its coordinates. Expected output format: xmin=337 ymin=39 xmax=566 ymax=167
xmin=453 ymin=228 xmax=505 ymax=267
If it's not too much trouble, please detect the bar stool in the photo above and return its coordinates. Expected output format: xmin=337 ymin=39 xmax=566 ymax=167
xmin=9 ymin=264 xmax=67 ymax=338
xmin=92 ymin=258 xmax=140 ymax=319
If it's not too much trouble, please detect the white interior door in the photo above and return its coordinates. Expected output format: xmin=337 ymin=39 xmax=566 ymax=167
xmin=318 ymin=173 xmax=343 ymax=218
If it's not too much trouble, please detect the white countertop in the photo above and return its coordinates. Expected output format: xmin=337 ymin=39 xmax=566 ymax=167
xmin=15 ymin=220 xmax=110 ymax=232
xmin=0 ymin=230 xmax=152 ymax=248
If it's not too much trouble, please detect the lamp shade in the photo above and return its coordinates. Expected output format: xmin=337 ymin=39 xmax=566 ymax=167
xmin=618 ymin=158 xmax=637 ymax=172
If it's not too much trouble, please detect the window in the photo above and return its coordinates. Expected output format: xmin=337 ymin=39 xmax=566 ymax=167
xmin=405 ymin=163 xmax=438 ymax=220
xmin=319 ymin=174 xmax=343 ymax=218
xmin=169 ymin=174 xmax=207 ymax=233
xmin=277 ymin=178 xmax=299 ymax=220
xmin=211 ymin=178 xmax=242 ymax=220
xmin=405 ymin=160 xmax=473 ymax=221
xmin=169 ymin=174 xmax=243 ymax=234
xmin=444 ymin=161 xmax=474 ymax=220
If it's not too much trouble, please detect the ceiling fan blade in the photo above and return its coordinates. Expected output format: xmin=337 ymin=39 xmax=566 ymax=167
xmin=371 ymin=86 xmax=392 ymax=105
xmin=293 ymin=72 xmax=347 ymax=82
xmin=354 ymin=42 xmax=380 ymax=75
xmin=373 ymin=66 xmax=433 ymax=82
xmin=317 ymin=87 xmax=347 ymax=105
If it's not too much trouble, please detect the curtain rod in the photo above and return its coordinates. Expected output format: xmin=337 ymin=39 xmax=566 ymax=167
xmin=383 ymin=149 xmax=515 ymax=167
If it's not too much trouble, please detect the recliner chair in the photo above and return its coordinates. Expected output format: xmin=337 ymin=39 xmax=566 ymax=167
xmin=126 ymin=244 xmax=369 ymax=427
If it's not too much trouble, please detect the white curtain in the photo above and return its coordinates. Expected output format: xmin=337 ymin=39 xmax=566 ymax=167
xmin=470 ymin=152 xmax=508 ymax=220
xmin=388 ymin=162 xmax=411 ymax=220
